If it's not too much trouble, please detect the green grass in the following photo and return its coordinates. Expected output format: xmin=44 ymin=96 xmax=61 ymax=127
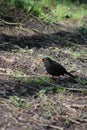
xmin=71 ymin=63 xmax=78 ymax=70
xmin=9 ymin=96 xmax=25 ymax=108
xmin=52 ymin=4 xmax=87 ymax=21
xmin=9 ymin=96 xmax=33 ymax=109
xmin=75 ymin=77 xmax=87 ymax=85
xmin=71 ymin=51 xmax=81 ymax=59
xmin=7 ymin=69 xmax=67 ymax=94
xmin=42 ymin=112 xmax=52 ymax=118
xmin=7 ymin=0 xmax=87 ymax=25
xmin=40 ymin=3 xmax=87 ymax=25
xmin=65 ymin=117 xmax=71 ymax=126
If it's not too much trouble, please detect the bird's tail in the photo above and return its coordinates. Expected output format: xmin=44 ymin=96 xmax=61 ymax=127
xmin=66 ymin=72 xmax=75 ymax=78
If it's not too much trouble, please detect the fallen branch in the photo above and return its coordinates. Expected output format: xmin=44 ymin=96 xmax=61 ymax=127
xmin=77 ymin=118 xmax=87 ymax=123
xmin=19 ymin=26 xmax=42 ymax=35
xmin=0 ymin=42 xmax=11 ymax=46
xmin=30 ymin=27 xmax=42 ymax=34
xmin=68 ymin=118 xmax=80 ymax=125
xmin=32 ymin=118 xmax=64 ymax=130
xmin=0 ymin=18 xmax=24 ymax=26
xmin=70 ymin=104 xmax=87 ymax=109
xmin=62 ymin=103 xmax=76 ymax=112
xmin=60 ymin=115 xmax=80 ymax=125
xmin=20 ymin=26 xmax=32 ymax=32
xmin=64 ymin=87 xmax=87 ymax=93
xmin=0 ymin=68 xmax=6 ymax=72
xmin=47 ymin=125 xmax=64 ymax=130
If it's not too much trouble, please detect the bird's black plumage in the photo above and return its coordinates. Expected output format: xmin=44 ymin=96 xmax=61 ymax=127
xmin=42 ymin=57 xmax=75 ymax=78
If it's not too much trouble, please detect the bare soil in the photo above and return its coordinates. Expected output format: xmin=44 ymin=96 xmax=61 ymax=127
xmin=0 ymin=1 xmax=87 ymax=130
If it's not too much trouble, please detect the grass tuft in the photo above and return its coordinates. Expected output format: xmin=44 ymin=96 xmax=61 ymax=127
xmin=7 ymin=0 xmax=87 ymax=25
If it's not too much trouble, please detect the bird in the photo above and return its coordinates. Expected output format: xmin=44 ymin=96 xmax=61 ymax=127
xmin=40 ymin=57 xmax=75 ymax=78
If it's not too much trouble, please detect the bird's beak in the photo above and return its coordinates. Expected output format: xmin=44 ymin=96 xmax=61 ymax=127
xmin=38 ymin=59 xmax=44 ymax=62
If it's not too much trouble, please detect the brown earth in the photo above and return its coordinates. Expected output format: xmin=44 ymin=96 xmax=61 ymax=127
xmin=0 ymin=1 xmax=87 ymax=130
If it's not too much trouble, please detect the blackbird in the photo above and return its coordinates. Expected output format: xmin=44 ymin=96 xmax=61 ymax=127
xmin=40 ymin=57 xmax=75 ymax=78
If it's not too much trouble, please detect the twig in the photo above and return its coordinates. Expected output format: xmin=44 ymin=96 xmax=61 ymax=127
xmin=39 ymin=79 xmax=87 ymax=93
xmin=34 ymin=16 xmax=45 ymax=26
xmin=70 ymin=104 xmax=87 ymax=109
xmin=47 ymin=125 xmax=64 ymax=130
xmin=32 ymin=118 xmax=63 ymax=130
xmin=0 ymin=68 xmax=6 ymax=72
xmin=25 ymin=73 xmax=87 ymax=93
xmin=64 ymin=87 xmax=87 ymax=92
xmin=19 ymin=25 xmax=42 ymax=35
xmin=0 ymin=42 xmax=11 ymax=46
xmin=62 ymin=103 xmax=76 ymax=112
xmin=77 ymin=118 xmax=87 ymax=123
xmin=68 ymin=118 xmax=80 ymax=124
xmin=30 ymin=27 xmax=42 ymax=34
xmin=60 ymin=115 xmax=80 ymax=125
xmin=19 ymin=26 xmax=33 ymax=34
xmin=75 ymin=44 xmax=87 ymax=47
xmin=80 ymin=61 xmax=87 ymax=67
xmin=0 ymin=18 xmax=24 ymax=26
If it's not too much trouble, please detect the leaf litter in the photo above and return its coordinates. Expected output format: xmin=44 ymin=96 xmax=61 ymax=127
xmin=0 ymin=3 xmax=87 ymax=130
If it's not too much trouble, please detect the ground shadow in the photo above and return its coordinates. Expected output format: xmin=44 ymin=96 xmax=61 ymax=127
xmin=0 ymin=75 xmax=87 ymax=99
xmin=0 ymin=26 xmax=87 ymax=51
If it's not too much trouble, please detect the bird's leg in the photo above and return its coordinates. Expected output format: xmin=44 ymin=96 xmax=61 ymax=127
xmin=49 ymin=75 xmax=56 ymax=81
xmin=52 ymin=75 xmax=55 ymax=80
xmin=56 ymin=77 xmax=59 ymax=83
xmin=51 ymin=76 xmax=59 ymax=82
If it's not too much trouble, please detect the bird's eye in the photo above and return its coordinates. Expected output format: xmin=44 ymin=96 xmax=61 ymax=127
xmin=42 ymin=59 xmax=44 ymax=62
xmin=38 ymin=58 xmax=45 ymax=62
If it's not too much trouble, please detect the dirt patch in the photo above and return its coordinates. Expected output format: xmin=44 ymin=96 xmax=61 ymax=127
xmin=0 ymin=2 xmax=87 ymax=130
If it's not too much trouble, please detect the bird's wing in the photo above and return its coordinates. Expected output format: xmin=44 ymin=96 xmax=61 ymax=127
xmin=52 ymin=61 xmax=67 ymax=72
